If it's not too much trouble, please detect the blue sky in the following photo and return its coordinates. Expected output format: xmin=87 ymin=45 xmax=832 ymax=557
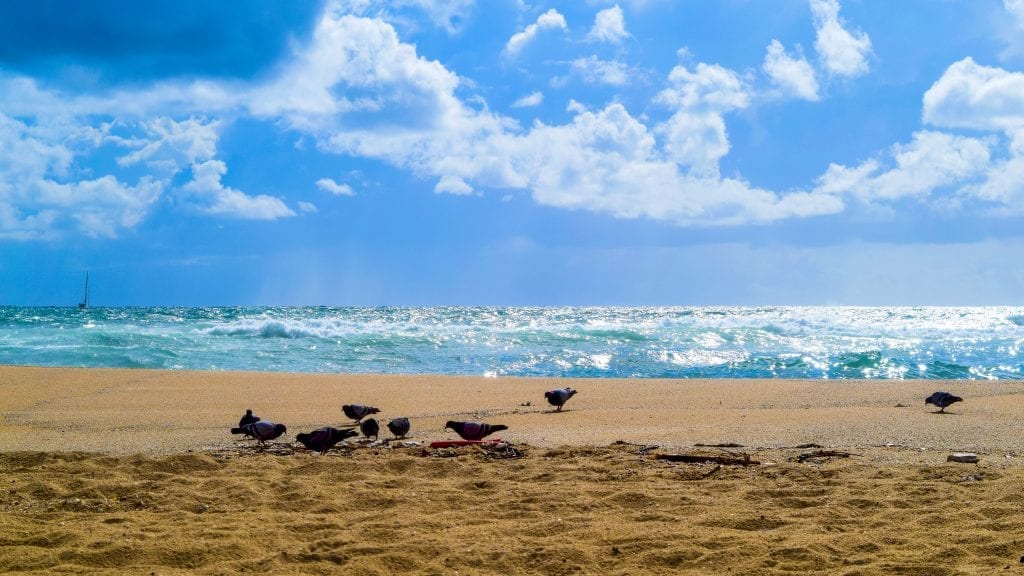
xmin=2 ymin=0 xmax=1024 ymax=306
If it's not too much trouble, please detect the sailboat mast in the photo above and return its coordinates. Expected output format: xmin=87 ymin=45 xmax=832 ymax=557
xmin=78 ymin=272 xmax=89 ymax=309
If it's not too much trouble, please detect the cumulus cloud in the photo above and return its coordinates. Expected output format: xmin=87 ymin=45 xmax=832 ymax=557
xmin=0 ymin=112 xmax=166 ymax=239
xmin=923 ymin=58 xmax=1024 ymax=134
xmin=116 ymin=117 xmax=221 ymax=172
xmin=762 ymin=40 xmax=819 ymax=101
xmin=809 ymin=0 xmax=872 ymax=78
xmin=655 ymin=63 xmax=750 ymax=176
xmin=587 ymin=4 xmax=628 ymax=43
xmin=813 ymin=131 xmax=991 ymax=203
xmin=512 ymin=91 xmax=544 ymax=108
xmin=181 ymin=160 xmax=295 ymax=220
xmin=571 ymin=56 xmax=631 ymax=86
xmin=504 ymin=9 xmax=567 ymax=58
xmin=316 ymin=178 xmax=355 ymax=196
xmin=435 ymin=175 xmax=474 ymax=195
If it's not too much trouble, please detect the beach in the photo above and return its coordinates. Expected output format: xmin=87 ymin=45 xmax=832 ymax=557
xmin=3 ymin=365 xmax=1024 ymax=574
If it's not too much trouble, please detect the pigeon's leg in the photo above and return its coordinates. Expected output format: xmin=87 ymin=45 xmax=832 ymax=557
xmin=556 ymin=405 xmax=562 ymax=412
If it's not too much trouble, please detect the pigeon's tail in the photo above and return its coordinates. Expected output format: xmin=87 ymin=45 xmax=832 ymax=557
xmin=491 ymin=424 xmax=509 ymax=433
xmin=230 ymin=426 xmax=246 ymax=434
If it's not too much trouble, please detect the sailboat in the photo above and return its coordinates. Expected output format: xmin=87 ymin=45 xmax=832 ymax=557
xmin=78 ymin=273 xmax=89 ymax=309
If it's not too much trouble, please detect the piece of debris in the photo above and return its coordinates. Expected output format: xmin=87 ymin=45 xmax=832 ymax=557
xmin=699 ymin=464 xmax=723 ymax=479
xmin=894 ymin=403 xmax=908 ymax=408
xmin=632 ymin=445 xmax=660 ymax=454
xmin=694 ymin=442 xmax=745 ymax=448
xmin=792 ymin=443 xmax=824 ymax=449
xmin=947 ymin=452 xmax=979 ymax=464
xmin=520 ymin=401 xmax=532 ymax=407
xmin=796 ymin=450 xmax=858 ymax=463
xmin=655 ymin=452 xmax=759 ymax=466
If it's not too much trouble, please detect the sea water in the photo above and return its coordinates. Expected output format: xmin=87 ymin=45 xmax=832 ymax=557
xmin=0 ymin=306 xmax=1022 ymax=379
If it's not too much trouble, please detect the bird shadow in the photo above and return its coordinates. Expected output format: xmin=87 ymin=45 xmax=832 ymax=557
xmin=929 ymin=410 xmax=960 ymax=415
xmin=541 ymin=408 xmax=572 ymax=415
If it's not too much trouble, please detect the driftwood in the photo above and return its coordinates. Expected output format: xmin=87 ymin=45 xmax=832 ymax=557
xmin=655 ymin=452 xmax=760 ymax=466
xmin=796 ymin=450 xmax=859 ymax=463
xmin=694 ymin=442 xmax=745 ymax=448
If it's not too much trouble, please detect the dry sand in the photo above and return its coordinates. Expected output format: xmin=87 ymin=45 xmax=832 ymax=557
xmin=2 ymin=365 xmax=1024 ymax=574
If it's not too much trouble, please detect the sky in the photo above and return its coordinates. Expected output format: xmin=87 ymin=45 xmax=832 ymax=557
xmin=2 ymin=0 xmax=1024 ymax=306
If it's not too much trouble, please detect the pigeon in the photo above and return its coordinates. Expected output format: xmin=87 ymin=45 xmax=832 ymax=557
xmin=544 ymin=387 xmax=577 ymax=412
xmin=387 ymin=417 xmax=411 ymax=439
xmin=925 ymin=391 xmax=963 ymax=413
xmin=296 ymin=427 xmax=359 ymax=454
xmin=342 ymin=404 xmax=380 ymax=422
xmin=360 ymin=417 xmax=380 ymax=439
xmin=230 ymin=420 xmax=287 ymax=444
xmin=445 ymin=421 xmax=508 ymax=441
xmin=238 ymin=408 xmax=261 ymax=428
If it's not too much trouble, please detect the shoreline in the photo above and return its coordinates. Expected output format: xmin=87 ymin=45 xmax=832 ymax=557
xmin=3 ymin=365 xmax=1023 ymax=459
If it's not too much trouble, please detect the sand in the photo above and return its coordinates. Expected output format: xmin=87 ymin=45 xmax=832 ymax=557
xmin=2 ymin=365 xmax=1024 ymax=574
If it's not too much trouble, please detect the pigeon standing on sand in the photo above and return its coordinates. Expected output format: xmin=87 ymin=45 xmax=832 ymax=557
xmin=544 ymin=387 xmax=577 ymax=412
xmin=445 ymin=421 xmax=508 ymax=441
xmin=360 ymin=417 xmax=380 ymax=439
xmin=296 ymin=427 xmax=359 ymax=454
xmin=238 ymin=409 xmax=261 ymax=427
xmin=343 ymin=404 xmax=380 ymax=422
xmin=231 ymin=420 xmax=287 ymax=444
xmin=387 ymin=417 xmax=411 ymax=439
xmin=925 ymin=391 xmax=963 ymax=413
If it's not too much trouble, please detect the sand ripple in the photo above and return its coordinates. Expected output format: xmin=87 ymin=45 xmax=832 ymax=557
xmin=2 ymin=445 xmax=1023 ymax=575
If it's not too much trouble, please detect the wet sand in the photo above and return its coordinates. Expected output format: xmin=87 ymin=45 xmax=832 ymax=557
xmin=2 ymin=366 xmax=1024 ymax=574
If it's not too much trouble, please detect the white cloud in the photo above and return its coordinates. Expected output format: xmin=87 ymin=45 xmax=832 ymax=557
xmin=298 ymin=201 xmax=319 ymax=213
xmin=762 ymin=40 xmax=819 ymax=101
xmin=587 ymin=5 xmax=628 ymax=43
xmin=116 ymin=117 xmax=220 ymax=172
xmin=0 ymin=113 xmax=166 ymax=239
xmin=252 ymin=11 xmax=463 ymax=135
xmin=435 ymin=175 xmax=474 ymax=195
xmin=923 ymin=58 xmax=1024 ymax=134
xmin=504 ymin=9 xmax=568 ymax=58
xmin=512 ymin=91 xmax=544 ymax=108
xmin=655 ymin=63 xmax=750 ymax=176
xmin=814 ymin=131 xmax=991 ymax=203
xmin=316 ymin=178 xmax=356 ymax=196
xmin=571 ymin=56 xmax=631 ymax=86
xmin=182 ymin=160 xmax=295 ymax=220
xmin=809 ymin=0 xmax=872 ymax=78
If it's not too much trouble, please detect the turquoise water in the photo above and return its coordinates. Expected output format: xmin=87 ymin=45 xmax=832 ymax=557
xmin=0 ymin=306 xmax=1022 ymax=379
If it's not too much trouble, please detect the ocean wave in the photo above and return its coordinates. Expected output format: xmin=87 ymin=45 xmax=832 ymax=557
xmin=2 ymin=306 xmax=1024 ymax=378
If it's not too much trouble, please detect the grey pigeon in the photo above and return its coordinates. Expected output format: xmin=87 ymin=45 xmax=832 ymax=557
xmin=544 ymin=387 xmax=577 ymax=411
xmin=360 ymin=417 xmax=380 ymax=439
xmin=238 ymin=409 xmax=261 ymax=428
xmin=296 ymin=427 xmax=359 ymax=454
xmin=387 ymin=417 xmax=411 ymax=439
xmin=231 ymin=420 xmax=287 ymax=444
xmin=445 ymin=421 xmax=508 ymax=441
xmin=342 ymin=404 xmax=380 ymax=422
xmin=925 ymin=391 xmax=963 ymax=413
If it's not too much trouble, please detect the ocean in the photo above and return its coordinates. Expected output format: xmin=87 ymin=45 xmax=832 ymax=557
xmin=0 ymin=306 xmax=1021 ymax=379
